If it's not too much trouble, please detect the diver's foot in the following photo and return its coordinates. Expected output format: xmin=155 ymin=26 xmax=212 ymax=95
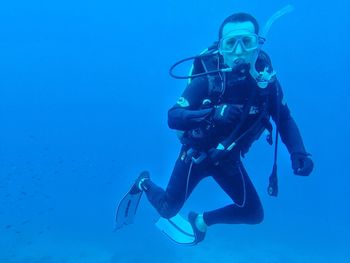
xmin=188 ymin=212 xmax=207 ymax=244
xmin=130 ymin=171 xmax=150 ymax=194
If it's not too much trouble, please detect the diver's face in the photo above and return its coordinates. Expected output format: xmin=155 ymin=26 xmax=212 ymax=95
xmin=220 ymin=21 xmax=258 ymax=68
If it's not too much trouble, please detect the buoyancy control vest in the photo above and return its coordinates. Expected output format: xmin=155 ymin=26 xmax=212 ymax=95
xmin=180 ymin=46 xmax=275 ymax=155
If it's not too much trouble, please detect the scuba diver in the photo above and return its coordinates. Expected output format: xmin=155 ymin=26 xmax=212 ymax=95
xmin=116 ymin=8 xmax=314 ymax=245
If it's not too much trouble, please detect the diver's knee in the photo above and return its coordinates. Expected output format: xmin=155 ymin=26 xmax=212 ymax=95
xmin=250 ymin=207 xmax=264 ymax=224
xmin=157 ymin=200 xmax=181 ymax=219
xmin=159 ymin=208 xmax=179 ymax=219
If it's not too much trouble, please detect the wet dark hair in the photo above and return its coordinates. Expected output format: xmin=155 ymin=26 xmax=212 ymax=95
xmin=218 ymin=13 xmax=259 ymax=39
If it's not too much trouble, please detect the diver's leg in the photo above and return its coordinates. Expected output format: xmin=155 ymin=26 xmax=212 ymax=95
xmin=203 ymin=160 xmax=264 ymax=226
xmin=142 ymin=151 xmax=206 ymax=219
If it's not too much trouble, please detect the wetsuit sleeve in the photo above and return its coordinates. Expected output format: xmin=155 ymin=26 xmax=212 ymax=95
xmin=269 ymin=80 xmax=308 ymax=155
xmin=168 ymin=77 xmax=212 ymax=131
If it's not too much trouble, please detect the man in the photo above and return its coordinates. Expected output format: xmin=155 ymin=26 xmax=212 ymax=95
xmin=134 ymin=12 xmax=313 ymax=244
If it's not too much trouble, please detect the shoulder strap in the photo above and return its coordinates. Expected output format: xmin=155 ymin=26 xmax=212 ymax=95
xmin=207 ymin=73 xmax=225 ymax=104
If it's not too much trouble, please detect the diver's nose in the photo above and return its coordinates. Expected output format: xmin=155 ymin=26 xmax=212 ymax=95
xmin=234 ymin=42 xmax=243 ymax=54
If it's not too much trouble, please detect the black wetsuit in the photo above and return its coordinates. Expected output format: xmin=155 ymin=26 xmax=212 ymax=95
xmin=143 ymin=53 xmax=307 ymax=226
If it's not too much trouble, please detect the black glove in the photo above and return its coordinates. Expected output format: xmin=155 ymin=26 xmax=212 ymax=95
xmin=211 ymin=104 xmax=242 ymax=126
xmin=291 ymin=152 xmax=314 ymax=176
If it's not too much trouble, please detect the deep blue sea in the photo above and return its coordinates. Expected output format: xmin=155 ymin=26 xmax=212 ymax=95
xmin=1 ymin=0 xmax=349 ymax=262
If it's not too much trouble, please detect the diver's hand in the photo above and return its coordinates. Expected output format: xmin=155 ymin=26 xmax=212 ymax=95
xmin=291 ymin=152 xmax=314 ymax=176
xmin=211 ymin=104 xmax=242 ymax=126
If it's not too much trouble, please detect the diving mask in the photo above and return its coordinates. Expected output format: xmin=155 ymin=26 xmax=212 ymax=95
xmin=219 ymin=32 xmax=264 ymax=53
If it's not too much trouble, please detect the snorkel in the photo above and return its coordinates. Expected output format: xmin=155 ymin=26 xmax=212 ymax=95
xmin=169 ymin=5 xmax=295 ymax=87
xmin=250 ymin=4 xmax=295 ymax=88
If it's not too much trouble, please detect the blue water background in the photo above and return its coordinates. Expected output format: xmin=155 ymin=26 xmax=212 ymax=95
xmin=0 ymin=0 xmax=349 ymax=262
